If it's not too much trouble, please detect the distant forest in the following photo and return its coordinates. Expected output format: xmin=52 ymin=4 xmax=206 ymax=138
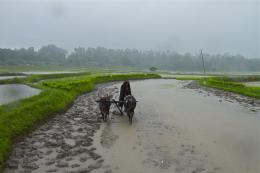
xmin=0 ymin=44 xmax=259 ymax=72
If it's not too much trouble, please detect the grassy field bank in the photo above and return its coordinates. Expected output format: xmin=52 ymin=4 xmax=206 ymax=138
xmin=173 ymin=74 xmax=260 ymax=98
xmin=175 ymin=76 xmax=206 ymax=80
xmin=0 ymin=73 xmax=161 ymax=171
xmin=199 ymin=77 xmax=260 ymax=98
xmin=0 ymin=65 xmax=148 ymax=74
xmin=0 ymin=72 xmax=91 ymax=85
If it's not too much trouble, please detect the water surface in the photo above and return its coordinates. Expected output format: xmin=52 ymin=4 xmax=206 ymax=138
xmin=93 ymin=79 xmax=260 ymax=173
xmin=245 ymin=82 xmax=260 ymax=86
xmin=0 ymin=84 xmax=41 ymax=105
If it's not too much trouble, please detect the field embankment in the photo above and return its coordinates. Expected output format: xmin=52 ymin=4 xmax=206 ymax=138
xmin=199 ymin=76 xmax=260 ymax=99
xmin=0 ymin=72 xmax=161 ymax=171
xmin=173 ymin=75 xmax=260 ymax=99
xmin=0 ymin=72 xmax=91 ymax=85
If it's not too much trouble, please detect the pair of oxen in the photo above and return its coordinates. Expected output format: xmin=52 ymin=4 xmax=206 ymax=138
xmin=97 ymin=81 xmax=137 ymax=124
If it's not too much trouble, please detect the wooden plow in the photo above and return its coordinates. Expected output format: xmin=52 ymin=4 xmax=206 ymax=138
xmin=96 ymin=97 xmax=138 ymax=124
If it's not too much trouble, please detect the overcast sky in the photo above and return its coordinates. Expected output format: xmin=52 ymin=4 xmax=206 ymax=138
xmin=0 ymin=0 xmax=259 ymax=58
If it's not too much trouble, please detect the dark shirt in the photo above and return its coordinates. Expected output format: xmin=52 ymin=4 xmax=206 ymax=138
xmin=119 ymin=81 xmax=132 ymax=107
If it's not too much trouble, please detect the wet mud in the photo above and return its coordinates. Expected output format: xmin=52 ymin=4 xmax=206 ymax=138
xmin=5 ymin=79 xmax=260 ymax=173
xmin=183 ymin=80 xmax=260 ymax=112
xmin=5 ymin=84 xmax=117 ymax=173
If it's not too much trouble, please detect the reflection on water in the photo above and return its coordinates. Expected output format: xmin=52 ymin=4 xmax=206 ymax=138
xmin=0 ymin=84 xmax=41 ymax=105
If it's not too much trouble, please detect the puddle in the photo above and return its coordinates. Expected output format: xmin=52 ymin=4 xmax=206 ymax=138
xmin=0 ymin=84 xmax=41 ymax=105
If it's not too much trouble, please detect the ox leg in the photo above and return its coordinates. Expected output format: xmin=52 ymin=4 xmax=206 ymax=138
xmin=105 ymin=113 xmax=109 ymax=122
xmin=101 ymin=112 xmax=105 ymax=121
xmin=130 ymin=111 xmax=134 ymax=124
xmin=104 ymin=113 xmax=107 ymax=122
xmin=128 ymin=111 xmax=134 ymax=124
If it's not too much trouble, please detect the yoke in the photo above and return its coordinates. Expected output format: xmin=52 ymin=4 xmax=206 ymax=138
xmin=96 ymin=99 xmax=138 ymax=115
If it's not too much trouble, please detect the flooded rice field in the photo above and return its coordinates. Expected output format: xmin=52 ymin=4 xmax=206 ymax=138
xmin=245 ymin=82 xmax=260 ymax=87
xmin=5 ymin=79 xmax=260 ymax=173
xmin=0 ymin=84 xmax=41 ymax=105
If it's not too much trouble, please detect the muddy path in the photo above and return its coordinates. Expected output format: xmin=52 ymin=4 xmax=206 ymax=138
xmin=5 ymin=83 xmax=119 ymax=173
xmin=5 ymin=79 xmax=260 ymax=173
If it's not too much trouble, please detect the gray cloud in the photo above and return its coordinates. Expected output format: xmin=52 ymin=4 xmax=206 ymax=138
xmin=0 ymin=0 xmax=259 ymax=58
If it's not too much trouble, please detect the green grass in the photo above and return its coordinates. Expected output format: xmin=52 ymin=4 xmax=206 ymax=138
xmin=175 ymin=76 xmax=204 ymax=80
xmin=0 ymin=73 xmax=161 ymax=171
xmin=174 ymin=74 xmax=260 ymax=98
xmin=212 ymin=75 xmax=260 ymax=82
xmin=42 ymin=73 xmax=160 ymax=90
xmin=0 ymin=65 xmax=70 ymax=73
xmin=0 ymin=72 xmax=91 ymax=85
xmin=200 ymin=77 xmax=260 ymax=98
xmin=0 ymin=72 xmax=26 ymax=76
xmin=0 ymin=65 xmax=147 ymax=74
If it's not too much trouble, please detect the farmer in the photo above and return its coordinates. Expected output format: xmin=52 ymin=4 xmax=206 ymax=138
xmin=119 ymin=80 xmax=132 ymax=108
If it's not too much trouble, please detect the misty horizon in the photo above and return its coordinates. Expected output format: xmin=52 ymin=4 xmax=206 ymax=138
xmin=1 ymin=44 xmax=259 ymax=72
xmin=0 ymin=0 xmax=259 ymax=58
xmin=0 ymin=44 xmax=256 ymax=59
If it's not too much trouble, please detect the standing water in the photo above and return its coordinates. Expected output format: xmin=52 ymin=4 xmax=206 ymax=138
xmin=245 ymin=82 xmax=260 ymax=87
xmin=93 ymin=79 xmax=260 ymax=173
xmin=0 ymin=84 xmax=40 ymax=105
xmin=4 ymin=79 xmax=259 ymax=173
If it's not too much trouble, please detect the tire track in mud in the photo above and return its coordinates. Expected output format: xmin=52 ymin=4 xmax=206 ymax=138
xmin=5 ymin=84 xmax=118 ymax=173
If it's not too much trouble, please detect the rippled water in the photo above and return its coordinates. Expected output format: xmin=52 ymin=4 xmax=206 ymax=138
xmin=0 ymin=84 xmax=41 ymax=105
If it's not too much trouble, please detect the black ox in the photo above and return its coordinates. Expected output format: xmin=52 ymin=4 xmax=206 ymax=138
xmin=123 ymin=94 xmax=136 ymax=124
xmin=97 ymin=81 xmax=137 ymax=124
xmin=98 ymin=94 xmax=112 ymax=122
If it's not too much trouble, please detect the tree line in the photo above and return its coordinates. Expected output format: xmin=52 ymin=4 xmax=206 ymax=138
xmin=0 ymin=44 xmax=259 ymax=72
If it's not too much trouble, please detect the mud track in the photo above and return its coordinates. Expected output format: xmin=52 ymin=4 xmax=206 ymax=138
xmin=5 ymin=83 xmax=118 ymax=173
xmin=183 ymin=80 xmax=260 ymax=112
xmin=5 ymin=80 xmax=260 ymax=173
